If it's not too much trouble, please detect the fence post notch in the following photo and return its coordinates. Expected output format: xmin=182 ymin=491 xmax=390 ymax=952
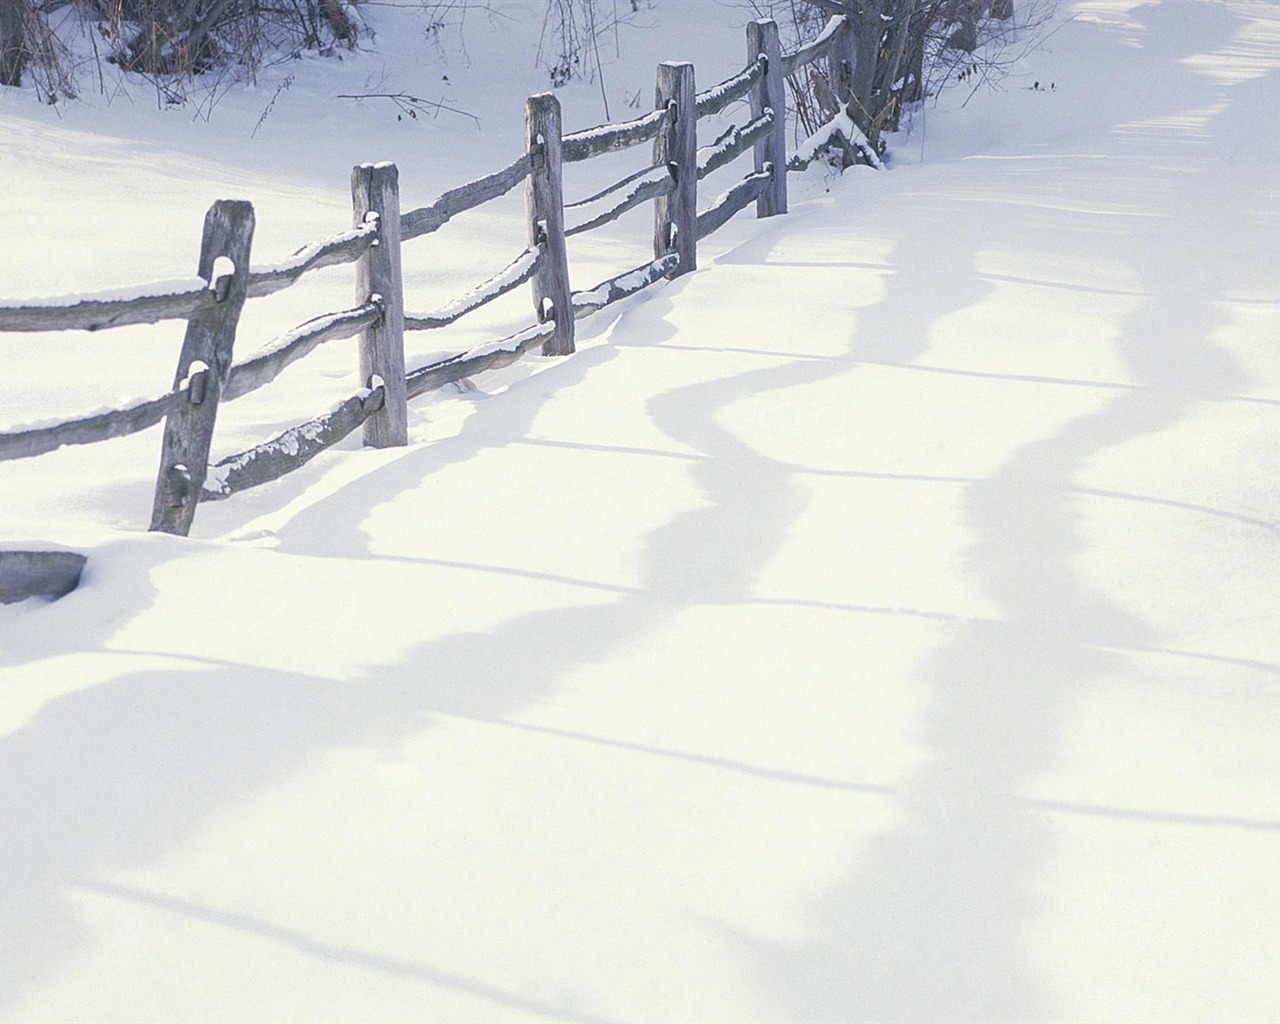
xmin=654 ymin=61 xmax=697 ymax=278
xmin=150 ymin=199 xmax=255 ymax=536
xmin=747 ymin=18 xmax=787 ymax=217
xmin=525 ymin=93 xmax=575 ymax=356
xmin=352 ymin=161 xmax=409 ymax=448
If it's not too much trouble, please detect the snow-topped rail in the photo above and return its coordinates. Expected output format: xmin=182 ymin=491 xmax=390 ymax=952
xmin=0 ymin=14 xmax=869 ymax=570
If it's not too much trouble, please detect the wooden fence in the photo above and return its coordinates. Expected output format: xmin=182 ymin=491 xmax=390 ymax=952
xmin=0 ymin=15 xmax=872 ymax=561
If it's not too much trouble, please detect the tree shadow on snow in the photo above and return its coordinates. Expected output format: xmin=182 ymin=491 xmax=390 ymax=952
xmin=726 ymin=4 xmax=1267 ymax=1020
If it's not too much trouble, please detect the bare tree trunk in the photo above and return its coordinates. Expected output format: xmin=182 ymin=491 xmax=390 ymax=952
xmin=877 ymin=0 xmax=918 ymax=131
xmin=847 ymin=0 xmax=883 ymax=137
xmin=844 ymin=0 xmax=919 ymax=146
xmin=0 ymin=0 xmax=24 ymax=87
xmin=798 ymin=0 xmax=1027 ymax=154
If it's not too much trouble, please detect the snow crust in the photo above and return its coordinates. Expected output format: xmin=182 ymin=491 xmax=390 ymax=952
xmin=793 ymin=109 xmax=884 ymax=170
xmin=2 ymin=2 xmax=1279 ymax=1022
xmin=405 ymin=247 xmax=540 ymax=325
xmin=0 ymin=276 xmax=207 ymax=310
xmin=249 ymin=223 xmax=377 ymax=278
xmin=563 ymin=165 xmax=672 ymax=236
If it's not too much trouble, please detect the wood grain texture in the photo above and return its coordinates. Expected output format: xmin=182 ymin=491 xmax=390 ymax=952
xmin=561 ymin=106 xmax=670 ymax=163
xmin=352 ymin=162 xmax=409 ymax=447
xmin=404 ymin=247 xmax=542 ymax=330
xmin=202 ymin=386 xmax=384 ymax=501
xmin=404 ymin=323 xmax=555 ymax=399
xmin=399 ymin=154 xmax=533 ymax=241
xmin=0 ymin=550 xmax=87 ymax=603
xmin=0 ymin=390 xmax=182 ymax=462
xmin=695 ymin=58 xmax=765 ymax=119
xmin=653 ymin=62 xmax=697 ymax=278
xmin=150 ymin=200 xmax=255 ymax=535
xmin=525 ymin=94 xmax=575 ymax=356
xmin=697 ymin=110 xmax=775 ymax=181
xmin=565 ymin=167 xmax=675 ymax=238
xmin=696 ymin=170 xmax=772 ymax=240
xmin=223 ymin=302 xmax=381 ymax=402
xmin=0 ymin=284 xmax=211 ymax=333
xmin=571 ymin=253 xmax=680 ymax=319
xmin=747 ymin=19 xmax=787 ymax=217
xmin=245 ymin=225 xmax=377 ymax=298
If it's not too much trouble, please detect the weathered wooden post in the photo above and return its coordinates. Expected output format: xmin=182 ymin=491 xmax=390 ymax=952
xmin=352 ymin=162 xmax=408 ymax=447
xmin=747 ymin=18 xmax=787 ymax=217
xmin=653 ymin=61 xmax=697 ymax=278
xmin=150 ymin=200 xmax=254 ymax=536
xmin=524 ymin=93 xmax=575 ymax=356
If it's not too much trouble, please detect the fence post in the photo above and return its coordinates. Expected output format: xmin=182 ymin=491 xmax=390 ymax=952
xmin=747 ymin=18 xmax=787 ymax=217
xmin=352 ymin=162 xmax=409 ymax=448
xmin=524 ymin=93 xmax=574 ymax=356
xmin=150 ymin=200 xmax=255 ymax=536
xmin=653 ymin=61 xmax=697 ymax=278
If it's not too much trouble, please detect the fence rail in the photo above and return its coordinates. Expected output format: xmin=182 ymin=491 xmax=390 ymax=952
xmin=1 ymin=13 xmax=876 ymax=569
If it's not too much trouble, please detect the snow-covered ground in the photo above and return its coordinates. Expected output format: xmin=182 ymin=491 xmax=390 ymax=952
xmin=2 ymin=1 xmax=1278 ymax=1020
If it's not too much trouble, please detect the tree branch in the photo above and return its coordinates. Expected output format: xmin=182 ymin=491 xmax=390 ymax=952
xmin=797 ymin=0 xmax=856 ymax=16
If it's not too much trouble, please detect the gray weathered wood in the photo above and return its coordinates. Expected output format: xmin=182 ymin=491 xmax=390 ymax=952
xmin=695 ymin=57 xmax=765 ymax=119
xmin=779 ymin=14 xmax=845 ymax=77
xmin=696 ymin=170 xmax=773 ymax=240
xmin=245 ymin=224 xmax=377 ymax=299
xmin=786 ymin=131 xmax=849 ymax=173
xmin=571 ymin=253 xmax=681 ymax=319
xmin=201 ymin=385 xmax=385 ymax=501
xmin=565 ymin=165 xmax=675 ymax=237
xmin=0 ymin=550 xmax=87 ymax=603
xmin=405 ymin=246 xmax=542 ymax=331
xmin=0 ymin=280 xmax=212 ymax=333
xmin=404 ymin=322 xmax=555 ymax=399
xmin=0 ymin=390 xmax=182 ymax=462
xmin=352 ymin=162 xmax=409 ymax=447
xmin=827 ymin=14 xmax=857 ymax=108
xmin=150 ymin=200 xmax=255 ymax=535
xmin=0 ymin=224 xmax=375 ymax=334
xmin=525 ymin=94 xmax=575 ymax=356
xmin=561 ymin=106 xmax=670 ymax=163
xmin=697 ymin=110 xmax=775 ymax=181
xmin=223 ymin=301 xmax=381 ymax=402
xmin=747 ymin=19 xmax=787 ymax=217
xmin=399 ymin=154 xmax=534 ymax=242
xmin=653 ymin=62 xmax=697 ymax=278
xmin=786 ymin=110 xmax=883 ymax=172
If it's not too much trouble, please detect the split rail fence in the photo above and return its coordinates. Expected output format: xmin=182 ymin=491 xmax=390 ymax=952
xmin=0 ymin=15 xmax=873 ymax=552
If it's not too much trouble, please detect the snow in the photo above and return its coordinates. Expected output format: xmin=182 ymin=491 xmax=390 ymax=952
xmin=208 ymin=257 xmax=236 ymax=285
xmin=694 ymin=55 xmax=763 ymax=117
xmin=0 ymin=276 xmax=207 ymax=310
xmin=563 ymin=164 xmax=672 ymax=236
xmin=2 ymin=1 xmax=1280 ymax=1021
xmin=249 ymin=224 xmax=377 ymax=279
xmin=562 ymin=106 xmax=666 ymax=147
xmin=571 ymin=255 xmax=675 ymax=314
xmin=1 ymin=397 xmax=156 ymax=437
xmin=793 ymin=13 xmax=845 ymax=59
xmin=405 ymin=246 xmax=541 ymax=326
xmin=792 ymin=108 xmax=884 ymax=170
xmin=448 ymin=320 xmax=554 ymax=363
